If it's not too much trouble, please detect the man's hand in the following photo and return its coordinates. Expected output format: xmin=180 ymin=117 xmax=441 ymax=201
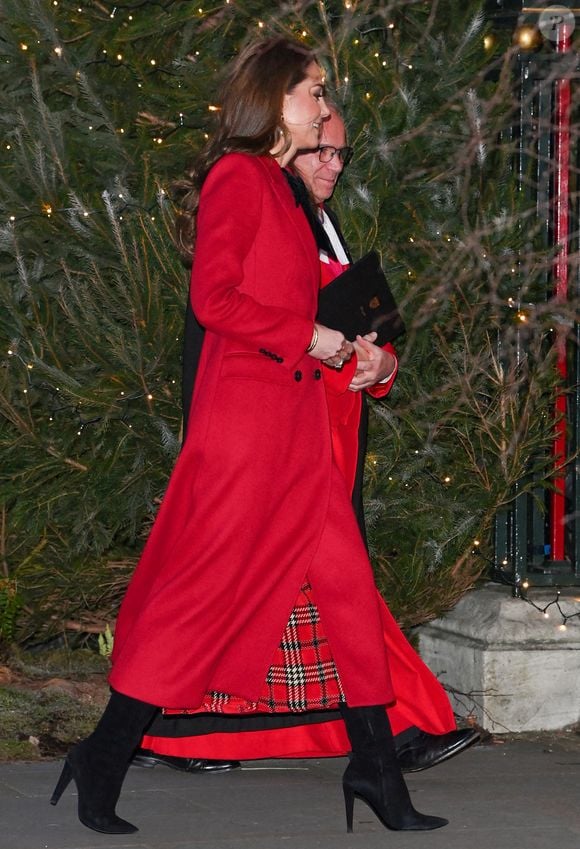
xmin=349 ymin=332 xmax=396 ymax=391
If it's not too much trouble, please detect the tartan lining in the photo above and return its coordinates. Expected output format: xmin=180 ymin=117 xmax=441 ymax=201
xmin=172 ymin=582 xmax=344 ymax=715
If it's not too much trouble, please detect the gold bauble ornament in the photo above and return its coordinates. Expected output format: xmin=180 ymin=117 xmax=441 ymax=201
xmin=513 ymin=25 xmax=543 ymax=51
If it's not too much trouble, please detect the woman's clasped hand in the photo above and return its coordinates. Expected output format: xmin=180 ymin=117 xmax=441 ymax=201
xmin=307 ymin=322 xmax=354 ymax=369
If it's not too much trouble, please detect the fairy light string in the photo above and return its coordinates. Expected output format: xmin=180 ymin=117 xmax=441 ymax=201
xmin=1 ymin=1 xmax=492 ymax=442
xmin=6 ymin=346 xmax=180 ymax=438
xmin=1 ymin=0 xmax=415 ymax=172
xmin=474 ymin=545 xmax=580 ymax=629
xmin=519 ymin=588 xmax=580 ymax=630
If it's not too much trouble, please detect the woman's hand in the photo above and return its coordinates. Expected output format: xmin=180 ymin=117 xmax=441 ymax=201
xmin=308 ymin=323 xmax=354 ymax=367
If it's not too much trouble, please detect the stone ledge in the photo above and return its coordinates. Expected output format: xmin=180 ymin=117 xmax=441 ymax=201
xmin=418 ymin=582 xmax=580 ymax=732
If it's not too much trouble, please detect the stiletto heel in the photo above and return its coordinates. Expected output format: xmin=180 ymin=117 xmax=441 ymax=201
xmin=339 ymin=704 xmax=448 ymax=832
xmin=342 ymin=770 xmax=446 ymax=832
xmin=343 ymin=781 xmax=355 ymax=833
xmin=47 ymin=690 xmax=157 ymax=834
xmin=50 ymin=759 xmax=72 ymax=805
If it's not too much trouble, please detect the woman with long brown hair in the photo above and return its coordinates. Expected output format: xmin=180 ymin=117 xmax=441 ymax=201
xmin=49 ymin=36 xmax=446 ymax=836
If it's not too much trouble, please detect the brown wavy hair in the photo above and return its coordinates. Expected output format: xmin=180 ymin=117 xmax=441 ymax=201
xmin=173 ymin=36 xmax=318 ymax=262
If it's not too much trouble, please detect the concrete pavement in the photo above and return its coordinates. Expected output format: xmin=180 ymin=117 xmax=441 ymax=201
xmin=2 ymin=736 xmax=580 ymax=849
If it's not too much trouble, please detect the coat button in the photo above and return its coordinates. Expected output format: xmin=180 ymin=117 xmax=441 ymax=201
xmin=294 ymin=370 xmax=302 ymax=382
xmin=313 ymin=369 xmax=321 ymax=380
xmin=259 ymin=348 xmax=267 ymax=355
xmin=277 ymin=356 xmax=284 ymax=363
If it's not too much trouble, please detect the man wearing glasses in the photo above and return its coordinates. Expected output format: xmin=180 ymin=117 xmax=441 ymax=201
xmin=291 ymin=114 xmax=399 ymax=525
xmin=133 ymin=109 xmax=479 ymax=775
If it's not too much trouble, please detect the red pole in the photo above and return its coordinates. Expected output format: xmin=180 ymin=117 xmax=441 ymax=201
xmin=550 ymin=23 xmax=572 ymax=561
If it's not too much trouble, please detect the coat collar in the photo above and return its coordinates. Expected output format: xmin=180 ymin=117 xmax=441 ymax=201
xmin=257 ymin=156 xmax=318 ymax=276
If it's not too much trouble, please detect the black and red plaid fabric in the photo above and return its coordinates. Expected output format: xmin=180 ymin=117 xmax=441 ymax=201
xmin=169 ymin=582 xmax=344 ymax=715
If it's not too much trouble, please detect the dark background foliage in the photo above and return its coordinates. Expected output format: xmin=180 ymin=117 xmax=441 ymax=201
xmin=0 ymin=0 xmax=572 ymax=643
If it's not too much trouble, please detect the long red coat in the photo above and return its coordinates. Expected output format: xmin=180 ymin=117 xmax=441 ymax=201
xmin=109 ymin=153 xmax=393 ymax=709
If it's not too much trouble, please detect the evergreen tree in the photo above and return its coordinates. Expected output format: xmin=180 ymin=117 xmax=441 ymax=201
xmin=0 ymin=0 xmax=571 ymax=642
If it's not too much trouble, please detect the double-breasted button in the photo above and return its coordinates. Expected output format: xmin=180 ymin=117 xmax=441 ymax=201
xmin=294 ymin=370 xmax=302 ymax=382
xmin=313 ymin=369 xmax=321 ymax=380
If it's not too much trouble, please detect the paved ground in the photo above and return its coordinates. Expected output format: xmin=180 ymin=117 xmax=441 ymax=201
xmin=2 ymin=736 xmax=580 ymax=849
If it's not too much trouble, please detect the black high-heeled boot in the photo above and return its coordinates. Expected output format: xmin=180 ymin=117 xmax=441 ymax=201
xmin=339 ymin=703 xmax=448 ymax=833
xmin=50 ymin=689 xmax=158 ymax=834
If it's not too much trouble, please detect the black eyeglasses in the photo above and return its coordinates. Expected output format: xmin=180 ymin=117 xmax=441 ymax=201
xmin=317 ymin=145 xmax=354 ymax=166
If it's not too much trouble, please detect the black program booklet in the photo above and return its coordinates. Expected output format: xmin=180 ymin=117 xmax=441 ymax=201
xmin=316 ymin=250 xmax=405 ymax=346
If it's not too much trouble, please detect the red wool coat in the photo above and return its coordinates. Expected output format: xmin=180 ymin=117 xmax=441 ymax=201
xmin=109 ymin=154 xmax=393 ymax=709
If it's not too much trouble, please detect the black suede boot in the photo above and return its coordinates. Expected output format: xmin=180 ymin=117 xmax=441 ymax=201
xmin=50 ymin=689 xmax=158 ymax=834
xmin=339 ymin=703 xmax=448 ymax=833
